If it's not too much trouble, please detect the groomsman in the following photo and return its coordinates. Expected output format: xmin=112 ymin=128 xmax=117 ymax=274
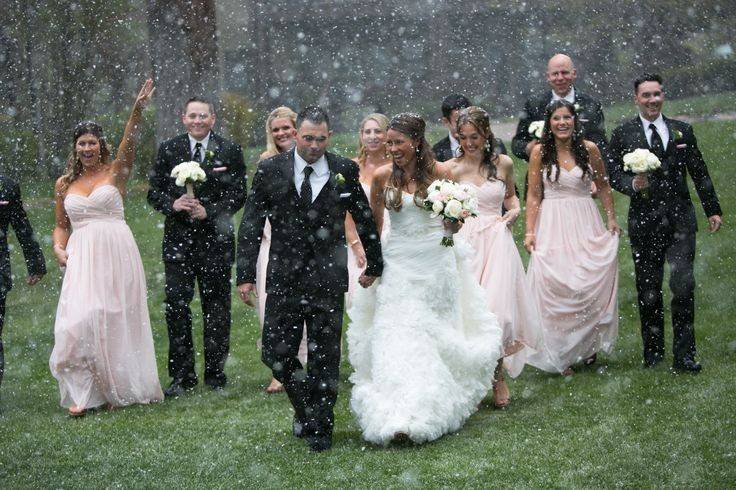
xmin=148 ymin=97 xmax=247 ymax=396
xmin=511 ymin=54 xmax=607 ymax=161
xmin=0 ymin=175 xmax=45 ymax=391
xmin=433 ymin=93 xmax=507 ymax=161
xmin=607 ymin=74 xmax=722 ymax=372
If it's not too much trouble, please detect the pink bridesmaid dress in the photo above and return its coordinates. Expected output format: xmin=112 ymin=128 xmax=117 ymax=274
xmin=459 ymin=180 xmax=542 ymax=378
xmin=346 ymin=182 xmax=389 ymax=307
xmin=256 ymin=220 xmax=307 ymax=365
xmin=526 ymin=166 xmax=619 ymax=373
xmin=50 ymin=185 xmax=163 ymax=409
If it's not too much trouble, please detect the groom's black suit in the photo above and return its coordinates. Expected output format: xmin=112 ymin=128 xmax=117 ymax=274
xmin=148 ymin=132 xmax=246 ymax=388
xmin=236 ymin=148 xmax=382 ymax=442
xmin=606 ymin=116 xmax=721 ymax=366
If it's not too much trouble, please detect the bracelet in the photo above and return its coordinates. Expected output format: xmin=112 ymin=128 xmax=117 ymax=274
xmin=525 ymin=233 xmax=535 ymax=237
xmin=349 ymin=239 xmax=360 ymax=246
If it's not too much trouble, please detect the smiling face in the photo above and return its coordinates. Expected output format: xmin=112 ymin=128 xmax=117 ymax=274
xmin=295 ymin=120 xmax=330 ymax=164
xmin=270 ymin=116 xmax=297 ymax=152
xmin=549 ymin=106 xmax=575 ymax=141
xmin=635 ymin=80 xmax=665 ymax=121
xmin=182 ymin=101 xmax=216 ymax=140
xmin=457 ymin=122 xmax=486 ymax=156
xmin=360 ymin=119 xmax=387 ymax=153
xmin=546 ymin=54 xmax=577 ymax=98
xmin=386 ymin=128 xmax=418 ymax=168
xmin=75 ymin=133 xmax=102 ymax=168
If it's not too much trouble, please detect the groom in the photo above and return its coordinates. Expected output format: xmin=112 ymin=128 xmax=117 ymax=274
xmin=607 ymin=74 xmax=722 ymax=372
xmin=236 ymin=106 xmax=382 ymax=452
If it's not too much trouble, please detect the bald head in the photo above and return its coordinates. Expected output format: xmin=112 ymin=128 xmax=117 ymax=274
xmin=546 ymin=54 xmax=577 ymax=97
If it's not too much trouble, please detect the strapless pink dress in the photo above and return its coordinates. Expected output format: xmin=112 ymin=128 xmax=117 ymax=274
xmin=526 ymin=166 xmax=619 ymax=372
xmin=459 ymin=180 xmax=542 ymax=378
xmin=50 ymin=185 xmax=163 ymax=409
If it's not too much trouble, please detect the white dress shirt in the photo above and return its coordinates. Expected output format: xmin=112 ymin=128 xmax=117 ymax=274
xmin=294 ymin=150 xmax=330 ymax=203
xmin=449 ymin=133 xmax=460 ymax=157
xmin=639 ymin=113 xmax=669 ymax=150
xmin=188 ymin=132 xmax=211 ymax=160
xmin=551 ymin=86 xmax=576 ymax=104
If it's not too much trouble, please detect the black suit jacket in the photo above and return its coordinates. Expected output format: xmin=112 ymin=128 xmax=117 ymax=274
xmin=148 ymin=132 xmax=247 ymax=265
xmin=606 ymin=116 xmax=722 ymax=238
xmin=432 ymin=135 xmax=508 ymax=162
xmin=511 ymin=89 xmax=607 ymax=161
xmin=236 ymin=149 xmax=383 ymax=298
xmin=0 ymin=176 xmax=46 ymax=294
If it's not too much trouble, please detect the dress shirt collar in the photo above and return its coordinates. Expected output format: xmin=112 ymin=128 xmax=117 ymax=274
xmin=188 ymin=132 xmax=211 ymax=154
xmin=551 ymin=86 xmax=575 ymax=104
xmin=294 ymin=149 xmax=329 ymax=178
xmin=639 ymin=113 xmax=669 ymax=146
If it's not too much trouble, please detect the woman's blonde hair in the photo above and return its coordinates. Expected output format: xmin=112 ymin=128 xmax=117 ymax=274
xmin=59 ymin=121 xmax=111 ymax=194
xmin=264 ymin=106 xmax=297 ymax=158
xmin=356 ymin=113 xmax=389 ymax=168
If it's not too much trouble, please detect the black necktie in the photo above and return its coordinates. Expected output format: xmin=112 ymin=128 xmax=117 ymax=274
xmin=193 ymin=142 xmax=202 ymax=162
xmin=301 ymin=166 xmax=313 ymax=205
xmin=649 ymin=124 xmax=664 ymax=158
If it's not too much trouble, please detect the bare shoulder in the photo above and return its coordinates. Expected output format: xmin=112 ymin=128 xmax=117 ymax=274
xmin=435 ymin=161 xmax=453 ymax=179
xmin=54 ymin=177 xmax=66 ymax=197
xmin=373 ymin=162 xmax=392 ymax=183
xmin=497 ymin=153 xmax=514 ymax=169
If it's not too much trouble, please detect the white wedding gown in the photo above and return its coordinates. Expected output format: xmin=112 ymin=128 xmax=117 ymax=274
xmin=347 ymin=192 xmax=503 ymax=445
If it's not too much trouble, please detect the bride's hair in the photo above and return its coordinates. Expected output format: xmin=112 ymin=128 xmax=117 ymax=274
xmin=59 ymin=121 xmax=112 ymax=194
xmin=384 ymin=113 xmax=435 ymax=210
xmin=455 ymin=106 xmax=499 ymax=181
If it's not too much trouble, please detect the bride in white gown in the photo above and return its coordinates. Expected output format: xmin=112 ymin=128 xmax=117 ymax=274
xmin=347 ymin=113 xmax=503 ymax=445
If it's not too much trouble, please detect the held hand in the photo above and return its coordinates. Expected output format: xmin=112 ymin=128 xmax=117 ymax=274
xmin=26 ymin=273 xmax=44 ymax=286
xmin=525 ymin=140 xmax=539 ymax=157
xmin=708 ymin=215 xmax=722 ymax=233
xmin=590 ymin=181 xmax=599 ymax=199
xmin=358 ymin=274 xmax=377 ymax=288
xmin=524 ymin=234 xmax=535 ymax=253
xmin=502 ymin=208 xmax=521 ymax=227
xmin=53 ymin=245 xmax=68 ymax=268
xmin=607 ymin=219 xmax=621 ymax=235
xmin=632 ymin=174 xmax=649 ymax=191
xmin=237 ymin=283 xmax=257 ymax=306
xmin=188 ymin=201 xmax=207 ymax=220
xmin=352 ymin=242 xmax=367 ymax=268
xmin=443 ymin=219 xmax=462 ymax=234
xmin=172 ymin=194 xmax=196 ymax=213
xmin=135 ymin=78 xmax=155 ymax=109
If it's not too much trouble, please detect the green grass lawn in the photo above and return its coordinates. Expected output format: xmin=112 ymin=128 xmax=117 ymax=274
xmin=1 ymin=120 xmax=734 ymax=488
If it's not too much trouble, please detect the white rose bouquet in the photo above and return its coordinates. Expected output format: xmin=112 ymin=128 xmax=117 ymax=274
xmin=528 ymin=120 xmax=545 ymax=139
xmin=423 ymin=179 xmax=479 ymax=246
xmin=622 ymin=148 xmax=661 ymax=199
xmin=171 ymin=161 xmax=207 ymax=197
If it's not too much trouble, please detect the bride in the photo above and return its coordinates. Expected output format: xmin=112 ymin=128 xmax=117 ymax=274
xmin=347 ymin=113 xmax=503 ymax=445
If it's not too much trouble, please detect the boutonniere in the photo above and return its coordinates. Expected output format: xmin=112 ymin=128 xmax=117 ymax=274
xmin=205 ymin=150 xmax=215 ymax=162
xmin=333 ymin=173 xmax=346 ymax=186
xmin=672 ymin=129 xmax=683 ymax=140
xmin=574 ymin=102 xmax=581 ymax=113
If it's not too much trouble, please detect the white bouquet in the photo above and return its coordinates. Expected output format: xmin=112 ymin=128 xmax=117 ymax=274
xmin=171 ymin=161 xmax=207 ymax=197
xmin=623 ymin=149 xmax=661 ymax=198
xmin=423 ymin=179 xmax=479 ymax=246
xmin=528 ymin=120 xmax=545 ymax=139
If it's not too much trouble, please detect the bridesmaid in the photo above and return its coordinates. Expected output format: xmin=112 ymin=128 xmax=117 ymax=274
xmin=50 ymin=80 xmax=162 ymax=416
xmin=524 ymin=99 xmax=620 ymax=375
xmin=255 ymin=106 xmax=307 ymax=394
xmin=346 ymin=113 xmax=392 ymax=305
xmin=450 ymin=107 xmax=542 ymax=408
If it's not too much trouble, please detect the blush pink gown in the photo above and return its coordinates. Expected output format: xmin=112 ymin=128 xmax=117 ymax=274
xmin=50 ymin=185 xmax=163 ymax=409
xmin=526 ymin=166 xmax=619 ymax=373
xmin=459 ymin=180 xmax=543 ymax=378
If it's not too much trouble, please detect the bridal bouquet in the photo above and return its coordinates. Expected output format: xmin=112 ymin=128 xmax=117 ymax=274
xmin=623 ymin=148 xmax=661 ymax=199
xmin=423 ymin=179 xmax=479 ymax=246
xmin=171 ymin=161 xmax=207 ymax=197
xmin=528 ymin=120 xmax=545 ymax=139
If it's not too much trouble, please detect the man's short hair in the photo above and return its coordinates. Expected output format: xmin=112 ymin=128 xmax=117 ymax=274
xmin=183 ymin=96 xmax=216 ymax=115
xmin=441 ymin=94 xmax=472 ymax=119
xmin=296 ymin=106 xmax=330 ymax=129
xmin=633 ymin=74 xmax=663 ymax=93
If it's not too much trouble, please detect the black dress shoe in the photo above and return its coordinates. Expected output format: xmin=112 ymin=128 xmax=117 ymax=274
xmin=164 ymin=379 xmax=197 ymax=398
xmin=672 ymin=358 xmax=702 ymax=373
xmin=644 ymin=355 xmax=663 ymax=368
xmin=306 ymin=435 xmax=332 ymax=452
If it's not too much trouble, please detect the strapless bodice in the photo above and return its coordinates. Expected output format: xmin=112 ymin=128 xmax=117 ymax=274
xmin=387 ymin=191 xmax=442 ymax=240
xmin=64 ymin=185 xmax=125 ymax=227
xmin=543 ymin=166 xmax=592 ymax=200
xmin=463 ymin=180 xmax=505 ymax=217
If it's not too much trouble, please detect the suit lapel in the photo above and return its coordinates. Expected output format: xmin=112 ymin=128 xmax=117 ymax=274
xmin=662 ymin=116 xmax=674 ymax=156
xmin=178 ymin=134 xmax=192 ymax=164
xmin=206 ymin=132 xmax=222 ymax=165
xmin=632 ymin=117 xmax=650 ymax=151
xmin=312 ymin=154 xmax=336 ymax=208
